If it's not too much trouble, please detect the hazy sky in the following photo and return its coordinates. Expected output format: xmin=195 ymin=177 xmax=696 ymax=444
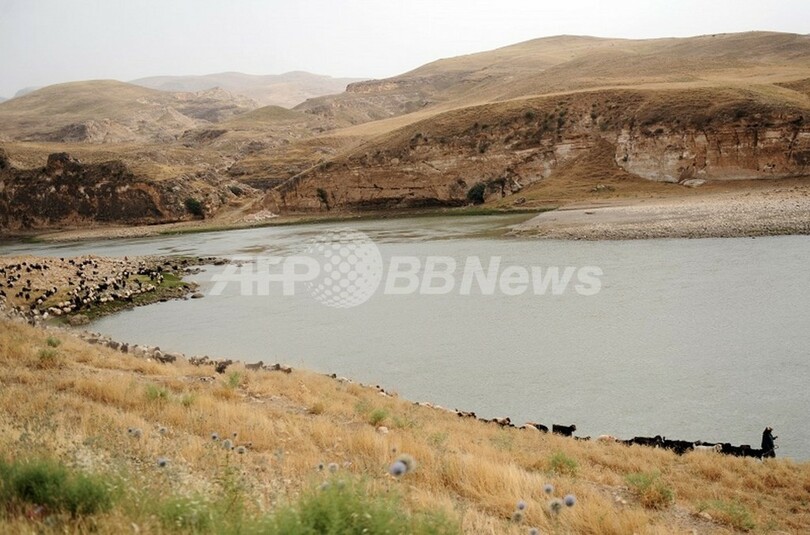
xmin=1 ymin=0 xmax=808 ymax=97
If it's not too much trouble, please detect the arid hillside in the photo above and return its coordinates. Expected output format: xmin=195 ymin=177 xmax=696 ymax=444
xmin=267 ymin=86 xmax=810 ymax=211
xmin=295 ymin=32 xmax=810 ymax=127
xmin=2 ymin=32 xmax=810 ymax=231
xmin=0 ymin=313 xmax=809 ymax=533
xmin=0 ymin=80 xmax=257 ymax=143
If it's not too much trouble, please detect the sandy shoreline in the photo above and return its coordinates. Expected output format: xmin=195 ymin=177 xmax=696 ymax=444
xmin=511 ymin=187 xmax=810 ymax=240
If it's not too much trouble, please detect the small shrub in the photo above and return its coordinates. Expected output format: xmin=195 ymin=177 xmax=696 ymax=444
xmin=226 ymin=371 xmax=242 ymax=389
xmin=145 ymin=383 xmax=169 ymax=402
xmin=700 ymin=500 xmax=755 ymax=531
xmin=368 ymin=408 xmax=389 ymax=426
xmin=316 ymin=188 xmax=330 ymax=210
xmin=46 ymin=336 xmax=61 ymax=348
xmin=37 ymin=348 xmax=62 ymax=369
xmin=626 ymin=471 xmax=674 ymax=509
xmin=0 ymin=458 xmax=113 ymax=517
xmin=180 ymin=393 xmax=196 ymax=407
xmin=548 ymin=452 xmax=578 ymax=476
xmin=184 ymin=197 xmax=205 ymax=218
xmin=309 ymin=401 xmax=326 ymax=415
xmin=466 ymin=182 xmax=486 ymax=205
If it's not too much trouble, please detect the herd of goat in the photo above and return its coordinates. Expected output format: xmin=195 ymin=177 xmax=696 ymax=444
xmin=441 ymin=412 xmax=769 ymax=458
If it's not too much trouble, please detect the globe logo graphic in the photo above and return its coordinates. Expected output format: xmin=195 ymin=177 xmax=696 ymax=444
xmin=304 ymin=229 xmax=383 ymax=308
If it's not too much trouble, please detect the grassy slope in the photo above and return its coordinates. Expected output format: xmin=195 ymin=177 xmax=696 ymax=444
xmin=1 ymin=318 xmax=808 ymax=533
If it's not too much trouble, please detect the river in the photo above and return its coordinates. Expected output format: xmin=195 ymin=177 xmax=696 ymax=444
xmin=2 ymin=215 xmax=809 ymax=459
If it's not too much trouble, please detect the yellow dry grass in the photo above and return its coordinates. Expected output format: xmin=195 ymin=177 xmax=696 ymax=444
xmin=1 ymin=317 xmax=809 ymax=533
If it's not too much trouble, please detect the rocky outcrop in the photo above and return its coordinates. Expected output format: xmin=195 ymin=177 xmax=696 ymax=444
xmin=616 ymin=121 xmax=809 ymax=182
xmin=0 ymin=152 xmax=182 ymax=230
xmin=0 ymin=147 xmax=270 ymax=232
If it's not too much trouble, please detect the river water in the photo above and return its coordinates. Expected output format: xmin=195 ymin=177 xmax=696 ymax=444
xmin=3 ymin=215 xmax=809 ymax=459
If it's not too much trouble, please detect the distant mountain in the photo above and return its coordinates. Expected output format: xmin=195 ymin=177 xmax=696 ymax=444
xmin=0 ymin=80 xmax=257 ymax=143
xmin=0 ymin=97 xmax=6 ymax=103
xmin=130 ymin=71 xmax=366 ymax=108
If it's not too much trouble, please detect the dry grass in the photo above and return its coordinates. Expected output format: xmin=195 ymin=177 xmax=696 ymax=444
xmin=0 ymin=318 xmax=809 ymax=533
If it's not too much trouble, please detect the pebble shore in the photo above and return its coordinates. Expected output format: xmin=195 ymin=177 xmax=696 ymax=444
xmin=512 ymin=188 xmax=810 ymax=240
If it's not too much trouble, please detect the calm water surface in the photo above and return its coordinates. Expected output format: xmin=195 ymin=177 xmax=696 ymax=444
xmin=3 ymin=216 xmax=809 ymax=459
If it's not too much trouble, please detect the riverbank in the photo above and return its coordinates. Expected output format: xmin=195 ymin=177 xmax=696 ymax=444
xmin=8 ymin=181 xmax=809 ymax=245
xmin=1 ymin=316 xmax=809 ymax=533
xmin=4 ymin=207 xmax=548 ymax=244
xmin=511 ymin=186 xmax=810 ymax=240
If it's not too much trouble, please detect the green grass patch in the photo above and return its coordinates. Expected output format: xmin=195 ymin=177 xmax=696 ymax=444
xmin=548 ymin=451 xmax=578 ymax=476
xmin=36 ymin=347 xmax=62 ymax=369
xmin=368 ymin=408 xmax=389 ymax=427
xmin=145 ymin=383 xmax=170 ymax=402
xmin=267 ymin=477 xmax=458 ymax=534
xmin=0 ymin=458 xmax=114 ymax=518
xmin=699 ymin=500 xmax=755 ymax=531
xmin=626 ymin=471 xmax=674 ymax=510
xmin=226 ymin=371 xmax=242 ymax=389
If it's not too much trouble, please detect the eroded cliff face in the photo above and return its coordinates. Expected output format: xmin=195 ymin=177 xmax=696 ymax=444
xmin=0 ymin=151 xmax=191 ymax=231
xmin=266 ymin=93 xmax=810 ymax=212
xmin=0 ymin=152 xmax=175 ymax=230
xmin=616 ymin=123 xmax=810 ymax=182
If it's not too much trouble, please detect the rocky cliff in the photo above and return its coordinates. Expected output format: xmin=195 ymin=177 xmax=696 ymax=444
xmin=0 ymin=150 xmax=175 ymax=230
xmin=0 ymin=149 xmax=232 ymax=231
xmin=265 ymin=88 xmax=810 ymax=212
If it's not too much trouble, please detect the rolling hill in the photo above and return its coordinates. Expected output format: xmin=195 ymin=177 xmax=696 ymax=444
xmin=0 ymin=80 xmax=258 ymax=143
xmin=3 ymin=31 xmax=810 ymax=230
xmin=131 ymin=71 xmax=366 ymax=108
xmin=295 ymin=32 xmax=810 ymax=127
xmin=266 ymin=32 xmax=810 ymax=212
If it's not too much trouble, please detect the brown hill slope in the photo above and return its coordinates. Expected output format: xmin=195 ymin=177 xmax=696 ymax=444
xmin=266 ymin=86 xmax=810 ymax=212
xmin=295 ymin=32 xmax=810 ymax=129
xmin=5 ymin=32 xmax=810 ymax=230
xmin=0 ymin=80 xmax=257 ymax=143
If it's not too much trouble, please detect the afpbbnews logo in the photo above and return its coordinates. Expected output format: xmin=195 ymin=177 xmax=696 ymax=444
xmin=381 ymin=256 xmax=602 ymax=297
xmin=209 ymin=229 xmax=603 ymax=308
